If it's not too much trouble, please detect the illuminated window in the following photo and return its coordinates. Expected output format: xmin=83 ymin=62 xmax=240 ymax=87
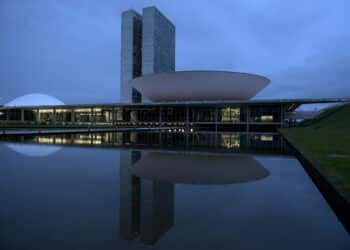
xmin=221 ymin=107 xmax=240 ymax=122
xmin=221 ymin=134 xmax=240 ymax=148
xmin=261 ymin=135 xmax=273 ymax=141
xmin=261 ymin=115 xmax=273 ymax=121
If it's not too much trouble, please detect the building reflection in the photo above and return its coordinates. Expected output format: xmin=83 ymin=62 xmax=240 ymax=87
xmin=119 ymin=148 xmax=271 ymax=245
xmin=131 ymin=151 xmax=269 ymax=185
xmin=0 ymin=131 xmax=290 ymax=155
xmin=0 ymin=131 xmax=280 ymax=244
xmin=120 ymin=150 xmax=174 ymax=245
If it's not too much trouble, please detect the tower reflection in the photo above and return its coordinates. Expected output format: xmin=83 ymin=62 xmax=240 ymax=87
xmin=120 ymin=150 xmax=174 ymax=245
xmin=119 ymin=148 xmax=270 ymax=245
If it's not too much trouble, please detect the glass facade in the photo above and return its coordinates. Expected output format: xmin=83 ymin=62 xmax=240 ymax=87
xmin=38 ymin=109 xmax=54 ymax=124
xmin=55 ymin=109 xmax=72 ymax=124
xmin=190 ymin=107 xmax=215 ymax=122
xmin=0 ymin=103 xmax=289 ymax=132
xmin=220 ymin=107 xmax=240 ymax=122
xmin=74 ymin=108 xmax=91 ymax=124
xmin=93 ymin=108 xmax=113 ymax=124
xmin=249 ymin=106 xmax=281 ymax=123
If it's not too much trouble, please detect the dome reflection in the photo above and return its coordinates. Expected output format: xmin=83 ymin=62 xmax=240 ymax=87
xmin=130 ymin=152 xmax=269 ymax=185
xmin=5 ymin=143 xmax=62 ymax=157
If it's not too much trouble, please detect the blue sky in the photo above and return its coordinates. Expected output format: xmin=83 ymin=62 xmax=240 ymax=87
xmin=1 ymin=0 xmax=349 ymax=105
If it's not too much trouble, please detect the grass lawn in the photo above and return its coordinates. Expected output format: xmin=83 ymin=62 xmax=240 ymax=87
xmin=280 ymin=103 xmax=350 ymax=198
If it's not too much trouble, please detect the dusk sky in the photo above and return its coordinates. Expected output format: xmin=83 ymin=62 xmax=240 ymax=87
xmin=1 ymin=0 xmax=349 ymax=105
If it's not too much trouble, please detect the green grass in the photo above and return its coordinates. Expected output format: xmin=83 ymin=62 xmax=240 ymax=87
xmin=299 ymin=103 xmax=346 ymax=127
xmin=280 ymin=103 xmax=350 ymax=197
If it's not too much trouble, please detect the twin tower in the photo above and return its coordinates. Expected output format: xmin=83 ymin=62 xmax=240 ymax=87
xmin=120 ymin=6 xmax=175 ymax=103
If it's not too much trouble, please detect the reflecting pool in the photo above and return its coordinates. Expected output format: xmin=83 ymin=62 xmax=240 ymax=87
xmin=0 ymin=132 xmax=349 ymax=250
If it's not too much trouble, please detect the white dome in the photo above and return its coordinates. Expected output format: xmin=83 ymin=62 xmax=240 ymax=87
xmin=5 ymin=93 xmax=64 ymax=107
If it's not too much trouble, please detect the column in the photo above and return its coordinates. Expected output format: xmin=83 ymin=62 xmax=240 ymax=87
xmin=20 ymin=109 xmax=25 ymax=123
xmin=71 ymin=109 xmax=75 ymax=124
xmin=246 ymin=106 xmax=250 ymax=133
xmin=52 ymin=108 xmax=56 ymax=126
xmin=185 ymin=106 xmax=189 ymax=133
xmin=214 ymin=107 xmax=218 ymax=133
xmin=90 ymin=108 xmax=94 ymax=127
xmin=134 ymin=109 xmax=138 ymax=125
xmin=158 ymin=131 xmax=162 ymax=146
xmin=280 ymin=104 xmax=284 ymax=128
xmin=112 ymin=107 xmax=116 ymax=127
xmin=159 ymin=107 xmax=162 ymax=127
xmin=36 ymin=109 xmax=40 ymax=124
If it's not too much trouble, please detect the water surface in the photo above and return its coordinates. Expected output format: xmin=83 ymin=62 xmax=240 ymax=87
xmin=0 ymin=132 xmax=348 ymax=250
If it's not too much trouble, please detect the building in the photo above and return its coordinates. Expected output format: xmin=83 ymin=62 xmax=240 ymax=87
xmin=121 ymin=7 xmax=175 ymax=103
xmin=0 ymin=6 xmax=349 ymax=132
xmin=1 ymin=98 xmax=348 ymax=132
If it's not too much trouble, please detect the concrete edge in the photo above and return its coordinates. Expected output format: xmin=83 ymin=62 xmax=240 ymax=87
xmin=282 ymin=135 xmax=350 ymax=234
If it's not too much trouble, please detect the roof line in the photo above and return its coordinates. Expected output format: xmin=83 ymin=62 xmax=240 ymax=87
xmin=1 ymin=98 xmax=349 ymax=110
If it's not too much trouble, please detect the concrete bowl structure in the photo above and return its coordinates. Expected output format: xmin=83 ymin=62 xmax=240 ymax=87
xmin=131 ymin=71 xmax=270 ymax=102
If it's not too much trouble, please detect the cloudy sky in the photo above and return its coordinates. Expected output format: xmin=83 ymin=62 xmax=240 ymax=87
xmin=0 ymin=0 xmax=349 ymax=105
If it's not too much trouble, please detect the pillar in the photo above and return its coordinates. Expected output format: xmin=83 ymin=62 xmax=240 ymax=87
xmin=52 ymin=108 xmax=56 ymax=126
xmin=71 ymin=109 xmax=75 ymax=124
xmin=20 ymin=109 xmax=25 ymax=123
xmin=280 ymin=104 xmax=284 ymax=128
xmin=112 ymin=107 xmax=116 ymax=126
xmin=158 ymin=131 xmax=162 ymax=146
xmin=246 ymin=106 xmax=250 ymax=133
xmin=36 ymin=109 xmax=40 ymax=124
xmin=159 ymin=107 xmax=162 ymax=127
xmin=214 ymin=107 xmax=218 ymax=133
xmin=134 ymin=109 xmax=138 ymax=125
xmin=185 ymin=106 xmax=189 ymax=132
xmin=90 ymin=107 xmax=94 ymax=127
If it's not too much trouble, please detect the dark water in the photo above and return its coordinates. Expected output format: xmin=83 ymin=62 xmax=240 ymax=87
xmin=0 ymin=132 xmax=349 ymax=250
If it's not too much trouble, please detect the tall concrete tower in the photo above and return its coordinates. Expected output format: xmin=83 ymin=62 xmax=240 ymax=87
xmin=120 ymin=6 xmax=175 ymax=103
xmin=141 ymin=7 xmax=175 ymax=75
xmin=120 ymin=10 xmax=143 ymax=103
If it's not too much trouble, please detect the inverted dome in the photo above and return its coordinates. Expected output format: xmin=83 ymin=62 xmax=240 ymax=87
xmin=5 ymin=93 xmax=64 ymax=107
xmin=130 ymin=152 xmax=269 ymax=185
xmin=5 ymin=143 xmax=62 ymax=157
xmin=131 ymin=71 xmax=270 ymax=102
